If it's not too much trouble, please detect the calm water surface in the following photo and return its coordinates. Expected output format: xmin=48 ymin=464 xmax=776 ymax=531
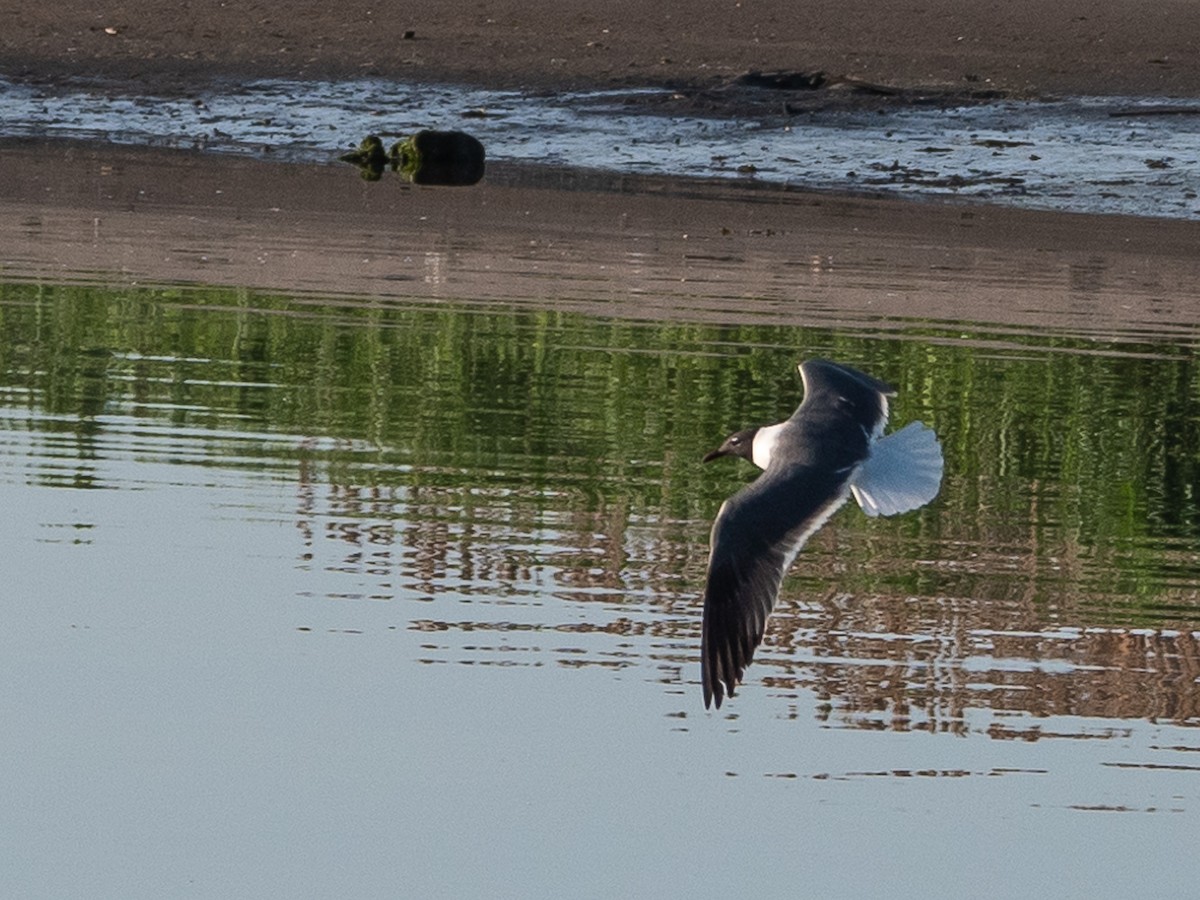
xmin=2 ymin=277 xmax=1199 ymax=898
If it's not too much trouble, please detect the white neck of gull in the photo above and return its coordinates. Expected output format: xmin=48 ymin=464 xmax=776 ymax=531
xmin=751 ymin=422 xmax=787 ymax=469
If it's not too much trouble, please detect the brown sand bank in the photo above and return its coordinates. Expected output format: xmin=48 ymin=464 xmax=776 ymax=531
xmin=4 ymin=140 xmax=1199 ymax=342
xmin=5 ymin=1 xmax=1199 ymax=100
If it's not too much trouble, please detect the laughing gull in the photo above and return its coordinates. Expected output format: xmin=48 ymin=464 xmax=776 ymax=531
xmin=700 ymin=359 xmax=943 ymax=708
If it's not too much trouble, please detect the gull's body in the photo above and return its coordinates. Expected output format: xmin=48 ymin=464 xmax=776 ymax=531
xmin=700 ymin=359 xmax=943 ymax=708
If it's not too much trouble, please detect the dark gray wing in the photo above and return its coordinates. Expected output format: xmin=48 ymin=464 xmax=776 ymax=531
xmin=793 ymin=359 xmax=894 ymax=451
xmin=701 ymin=464 xmax=853 ymax=709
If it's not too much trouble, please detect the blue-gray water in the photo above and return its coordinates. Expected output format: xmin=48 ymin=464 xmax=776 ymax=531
xmin=2 ymin=75 xmax=1198 ymax=219
xmin=2 ymin=269 xmax=1199 ymax=897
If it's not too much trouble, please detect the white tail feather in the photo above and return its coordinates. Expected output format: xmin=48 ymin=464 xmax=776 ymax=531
xmin=851 ymin=421 xmax=943 ymax=517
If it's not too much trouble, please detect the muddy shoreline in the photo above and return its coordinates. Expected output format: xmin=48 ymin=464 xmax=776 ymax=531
xmin=4 ymin=3 xmax=1199 ymax=319
xmin=7 ymin=0 xmax=1200 ymax=104
xmin=4 ymin=139 xmax=1199 ymax=342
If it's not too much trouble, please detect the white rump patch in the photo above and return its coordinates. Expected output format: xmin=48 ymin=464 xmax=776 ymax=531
xmin=850 ymin=421 xmax=944 ymax=517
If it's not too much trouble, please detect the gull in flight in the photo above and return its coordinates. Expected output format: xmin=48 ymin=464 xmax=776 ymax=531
xmin=700 ymin=359 xmax=943 ymax=708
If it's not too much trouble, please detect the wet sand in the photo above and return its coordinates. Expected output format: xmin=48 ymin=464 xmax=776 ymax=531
xmin=2 ymin=3 xmax=1199 ymax=310
xmin=4 ymin=140 xmax=1200 ymax=339
xmin=7 ymin=0 xmax=1200 ymax=98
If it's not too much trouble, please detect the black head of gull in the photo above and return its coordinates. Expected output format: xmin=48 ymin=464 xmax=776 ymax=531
xmin=701 ymin=428 xmax=760 ymax=465
xmin=699 ymin=358 xmax=944 ymax=709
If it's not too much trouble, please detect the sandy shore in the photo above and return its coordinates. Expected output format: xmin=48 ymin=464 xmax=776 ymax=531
xmin=6 ymin=1 xmax=1200 ymax=99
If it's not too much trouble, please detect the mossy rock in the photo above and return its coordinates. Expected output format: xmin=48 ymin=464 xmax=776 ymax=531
xmin=390 ymin=130 xmax=486 ymax=185
xmin=338 ymin=135 xmax=389 ymax=180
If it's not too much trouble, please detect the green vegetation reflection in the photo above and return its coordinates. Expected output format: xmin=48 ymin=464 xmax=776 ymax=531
xmin=1 ymin=279 xmax=1198 ymax=626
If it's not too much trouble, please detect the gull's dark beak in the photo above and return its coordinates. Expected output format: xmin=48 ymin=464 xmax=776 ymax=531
xmin=704 ymin=429 xmax=751 ymax=463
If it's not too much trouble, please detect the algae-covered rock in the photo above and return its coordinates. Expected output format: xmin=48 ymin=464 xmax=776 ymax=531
xmin=339 ymin=130 xmax=486 ymax=185
xmin=338 ymin=135 xmax=389 ymax=181
xmin=389 ymin=130 xmax=486 ymax=185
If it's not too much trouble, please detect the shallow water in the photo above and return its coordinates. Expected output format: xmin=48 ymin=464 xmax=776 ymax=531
xmin=2 ymin=272 xmax=1199 ymax=897
xmin=3 ymin=75 xmax=1199 ymax=219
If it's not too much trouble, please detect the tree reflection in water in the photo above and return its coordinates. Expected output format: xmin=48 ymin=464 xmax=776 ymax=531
xmin=2 ymin=279 xmax=1198 ymax=732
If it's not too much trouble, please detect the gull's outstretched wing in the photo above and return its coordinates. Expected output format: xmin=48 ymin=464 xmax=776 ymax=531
xmin=701 ymin=465 xmax=852 ymax=709
xmin=795 ymin=359 xmax=895 ymax=443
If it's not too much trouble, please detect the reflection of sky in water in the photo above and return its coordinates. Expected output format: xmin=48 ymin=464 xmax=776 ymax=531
xmin=2 ymin=282 xmax=1199 ymax=897
xmin=2 ymin=75 xmax=1198 ymax=219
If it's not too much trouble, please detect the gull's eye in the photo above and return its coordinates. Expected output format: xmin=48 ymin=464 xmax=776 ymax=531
xmin=730 ymin=436 xmax=740 ymax=444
